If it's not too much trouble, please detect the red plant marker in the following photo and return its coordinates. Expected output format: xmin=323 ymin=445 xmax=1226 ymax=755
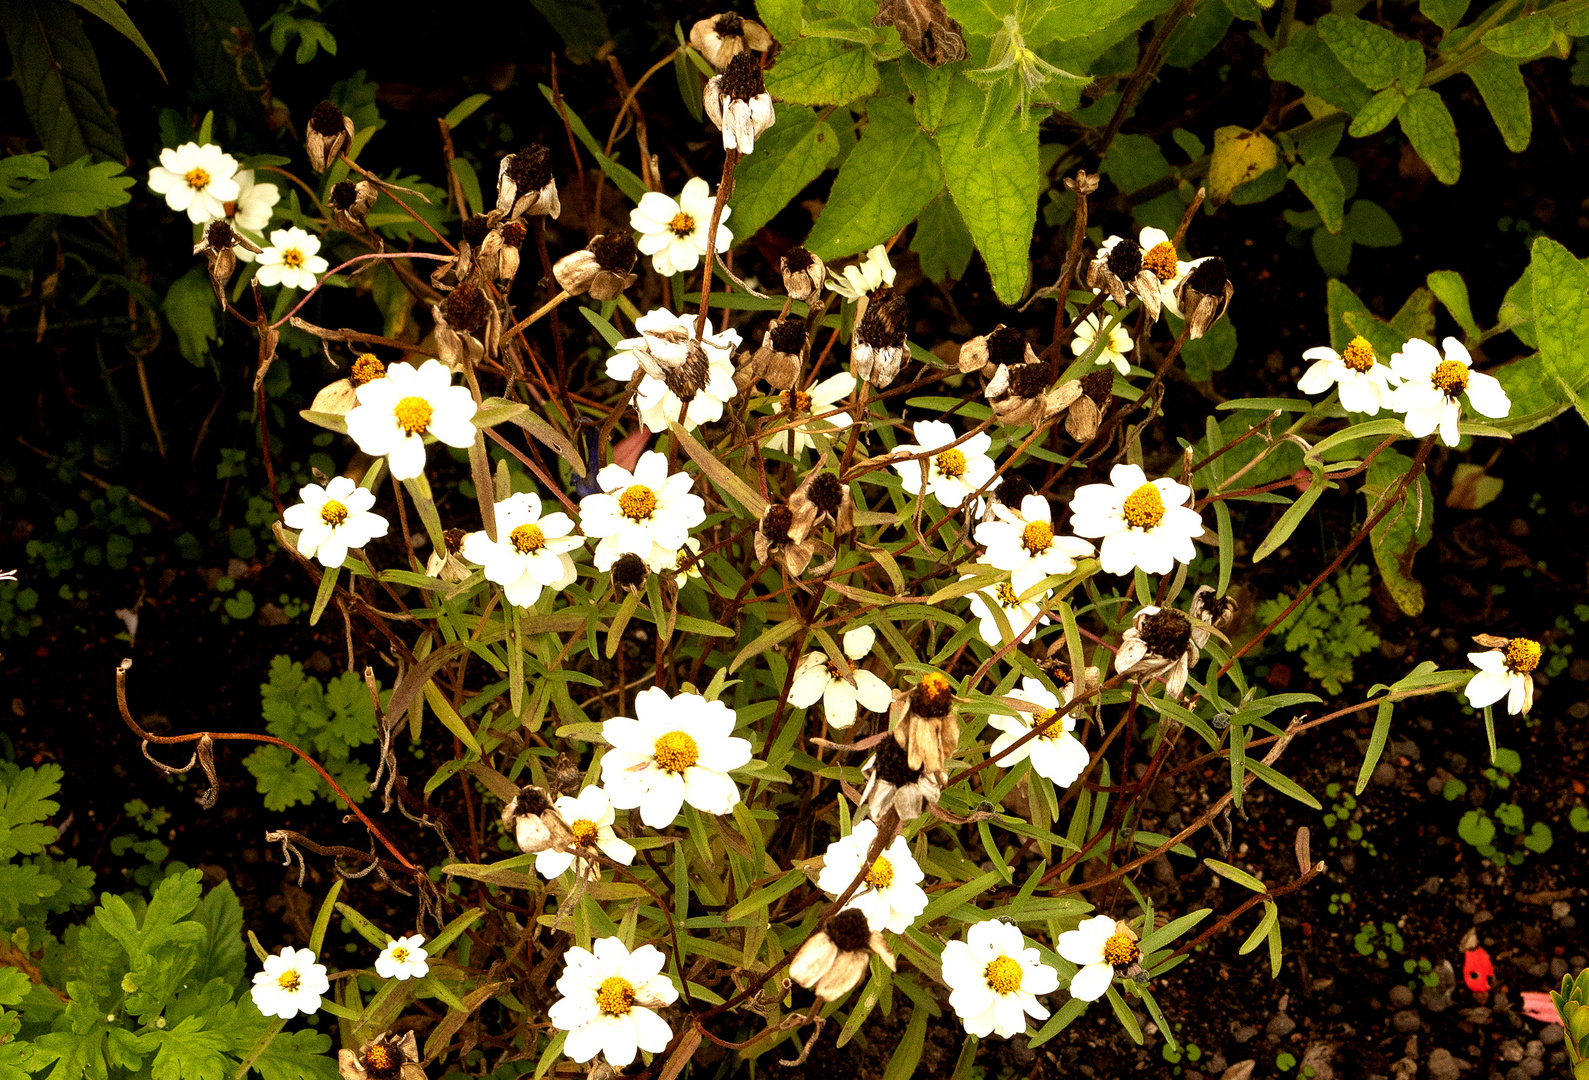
xmin=1464 ymin=947 xmax=1494 ymax=992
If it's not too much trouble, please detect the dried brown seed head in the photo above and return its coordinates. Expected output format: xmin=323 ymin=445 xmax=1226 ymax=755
xmin=984 ymin=325 xmax=1028 ymax=366
xmin=1140 ymin=609 xmax=1193 ymax=658
xmin=1006 ymin=362 xmax=1049 ymax=399
xmin=872 ymin=737 xmax=920 ymax=787
xmin=1081 ymin=368 xmax=1115 ymax=404
xmin=762 ymin=504 xmax=794 ymax=545
xmin=1106 ymin=240 xmax=1142 ymax=281
xmin=809 ymin=471 xmax=843 ymax=516
xmin=461 ymin=214 xmax=492 ymax=247
xmin=912 ymin=672 xmax=954 ymax=717
xmin=783 ymin=246 xmax=815 ymax=273
xmin=309 ymin=101 xmax=346 ymax=136
xmin=995 ymin=473 xmax=1034 ymax=508
xmin=769 ymin=319 xmax=807 ymax=355
xmin=328 ymin=181 xmax=359 ymax=211
xmin=1187 ymin=256 xmax=1229 ymax=295
xmin=206 ymin=221 xmax=235 ymax=249
xmin=500 ymin=220 xmax=528 ymax=249
xmin=828 ymin=908 xmax=873 ymax=952
xmin=442 ymin=527 xmax=467 ymax=554
xmin=613 ymin=552 xmax=648 ymax=589
xmin=441 ymin=281 xmax=489 ymax=334
xmin=590 ymin=230 xmax=638 ymax=272
xmin=858 ymin=293 xmax=908 ymax=349
xmin=506 ymin=145 xmax=553 ymax=192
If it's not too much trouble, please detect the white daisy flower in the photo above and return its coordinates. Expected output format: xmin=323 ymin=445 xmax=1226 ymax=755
xmin=1135 ymin=226 xmax=1185 ymax=309
xmin=460 ymin=491 xmax=582 ymax=609
xmin=764 ymin=370 xmax=856 ymax=457
xmin=629 ymin=177 xmax=732 ymax=277
xmin=374 ymin=935 xmax=429 ymax=981
xmin=281 ymin=475 xmax=388 ymax=568
xmin=973 ymin=493 xmax=1095 ymax=596
xmin=1297 ymin=335 xmax=1400 ymax=415
xmin=548 ymin=937 xmax=678 ymax=1069
xmin=891 ymin=420 xmax=996 ymax=509
xmin=344 ymin=359 xmax=479 ymax=481
xmin=965 ymin=574 xmax=1050 ymax=647
xmin=814 ymin=819 xmax=929 ymax=934
xmin=1071 ymin=312 xmax=1134 ymax=375
xmin=255 ymin=227 xmax=328 ymax=291
xmin=826 ymin=245 xmax=897 ymax=301
xmin=249 ymin=946 xmax=330 ymax=1019
xmin=1057 ymin=915 xmax=1140 ymax=1002
xmin=226 ymin=170 xmax=280 ymax=262
xmin=599 ymin=686 xmax=754 ymax=828
xmin=942 ymin=920 xmax=1060 ymax=1038
xmin=146 ymin=142 xmax=241 ymax=223
xmin=578 ymin=451 xmax=706 ymax=572
xmin=987 ymin=675 xmax=1089 ymax=786
xmin=1068 ymin=463 xmax=1204 ymax=577
xmin=605 ymin=309 xmax=740 ymax=433
xmin=787 ymin=625 xmax=893 ymax=729
xmin=1390 ymin=336 xmax=1511 ymax=447
xmin=1464 ymin=634 xmax=1540 ymax=716
xmin=535 ymin=785 xmax=637 ymax=880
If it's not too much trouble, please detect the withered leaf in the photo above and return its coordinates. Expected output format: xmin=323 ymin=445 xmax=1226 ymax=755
xmin=874 ymin=0 xmax=967 ymax=67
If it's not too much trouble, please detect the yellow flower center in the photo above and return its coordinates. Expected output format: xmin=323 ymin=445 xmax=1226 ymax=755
xmin=184 ymin=167 xmax=211 ymax=191
xmin=668 ymin=212 xmax=696 ymax=237
xmin=783 ymin=389 xmax=813 ymax=413
xmin=510 ymin=523 xmax=545 ymax=553
xmin=1033 ymin=707 xmax=1061 ymax=740
xmin=1021 ymin=520 xmax=1053 ymax=554
xmin=1103 ymin=931 xmax=1140 ymax=966
xmin=1142 ymin=241 xmax=1178 ymax=281
xmin=676 ymin=547 xmax=697 ymax=573
xmin=277 ymin=969 xmax=301 ymax=991
xmin=389 ymin=947 xmax=409 ymax=964
xmin=866 ymin=855 xmax=894 ymax=889
xmin=654 ymin=730 xmax=699 ymax=772
xmin=997 ymin=582 xmax=1020 ymax=607
xmin=362 ymin=1045 xmax=398 ymax=1079
xmin=596 ymin=975 xmax=635 ymax=1016
xmin=1341 ymin=336 xmax=1376 ymax=373
xmin=319 ymin=499 xmax=349 ymax=527
xmin=985 ymin=955 xmax=1023 ymax=994
xmin=1504 ymin=637 xmax=1541 ymax=674
xmin=1121 ymin=482 xmax=1165 ymax=529
xmin=351 ymin=353 xmax=385 ymax=385
xmin=282 ymin=247 xmax=305 ymax=269
xmin=936 ymin=448 xmax=967 ymax=478
xmin=618 ymin=484 xmax=658 ymax=520
xmin=570 ymin=818 xmax=599 ymax=845
xmin=1431 ymin=359 xmax=1469 ymax=397
xmin=393 ymin=395 xmax=433 ymax=435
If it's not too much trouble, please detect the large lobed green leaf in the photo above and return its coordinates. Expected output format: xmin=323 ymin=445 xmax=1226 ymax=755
xmin=0 ymin=154 xmax=133 ymax=216
xmin=764 ymin=36 xmax=879 ymax=105
xmin=1528 ymin=236 xmax=1589 ymax=424
xmin=729 ymin=105 xmax=840 ymax=241
xmin=806 ymin=96 xmax=943 ymax=259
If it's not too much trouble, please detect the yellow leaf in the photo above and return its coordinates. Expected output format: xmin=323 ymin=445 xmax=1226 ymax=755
xmin=1208 ymin=126 xmax=1279 ymax=205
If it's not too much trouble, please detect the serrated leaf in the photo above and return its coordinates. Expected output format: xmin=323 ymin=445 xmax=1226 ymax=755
xmin=69 ymin=0 xmax=164 ymax=78
xmin=764 ymin=36 xmax=879 ymax=105
xmin=1466 ymin=54 xmax=1531 ymax=153
xmin=1398 ymin=88 xmax=1460 ymax=184
xmin=1365 ymin=449 xmax=1433 ymax=615
xmin=1483 ymin=13 xmax=1554 ymax=57
xmin=729 ymin=106 xmax=839 ymax=240
xmin=0 ymin=154 xmax=133 ymax=216
xmin=1289 ymin=157 xmax=1345 ymax=233
xmin=911 ymin=193 xmax=975 ymax=283
xmin=1318 ymin=14 xmax=1412 ymax=91
xmin=1267 ymin=26 xmax=1373 ymax=115
xmin=806 ymin=96 xmax=943 ymax=259
xmin=1529 ymin=236 xmax=1589 ymax=422
xmin=757 ymin=0 xmax=801 ymax=41
xmin=935 ymin=74 xmax=1039 ymax=304
xmin=1208 ymin=126 xmax=1278 ymax=205
xmin=0 ymin=0 xmax=127 ymax=164
xmin=250 ymin=1025 xmax=338 ymax=1080
xmin=1347 ymin=87 xmax=1405 ymax=137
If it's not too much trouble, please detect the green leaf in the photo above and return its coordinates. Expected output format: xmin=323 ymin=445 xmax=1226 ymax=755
xmin=1289 ymin=158 xmax=1345 ymax=233
xmin=758 ymin=0 xmax=802 ymax=41
xmin=936 ymin=74 xmax=1040 ymax=304
xmin=805 ymin=96 xmax=943 ymax=259
xmin=1317 ymin=14 xmax=1414 ymax=91
xmin=1365 ymin=449 xmax=1433 ymax=616
xmin=1420 ymin=0 xmax=1471 ymax=30
xmin=729 ymin=105 xmax=839 ymax=240
xmin=1344 ymin=199 xmax=1402 ymax=248
xmin=68 ymin=0 xmax=164 ymax=78
xmin=1482 ymin=13 xmax=1554 ymax=57
xmin=1426 ymin=270 xmax=1480 ymax=338
xmin=901 ymin=54 xmax=954 ymax=132
xmin=1529 ymin=236 xmax=1589 ymax=421
xmin=189 ymin=882 xmax=246 ymax=987
xmin=528 ymin=0 xmax=609 ymax=63
xmin=250 ymin=1025 xmax=338 ymax=1080
xmin=1347 ymin=88 xmax=1405 ymax=137
xmin=443 ymin=93 xmax=492 ymax=129
xmin=764 ymin=37 xmax=879 ymax=105
xmin=1355 ymin=698 xmax=1394 ymax=795
xmin=1267 ymin=26 xmax=1373 ymax=115
xmin=0 ymin=0 xmax=127 ymax=164
xmin=1465 ymin=55 xmax=1531 ymax=153
xmin=1398 ymin=88 xmax=1460 ymax=184
xmin=1205 ymin=859 xmax=1267 ymax=892
xmin=162 ymin=266 xmax=220 ymax=366
xmin=912 ymin=193 xmax=975 ymax=283
xmin=1245 ymin=758 xmax=1323 ymax=809
xmin=1099 ymin=133 xmax=1170 ymax=194
xmin=0 ymin=154 xmax=133 ymax=216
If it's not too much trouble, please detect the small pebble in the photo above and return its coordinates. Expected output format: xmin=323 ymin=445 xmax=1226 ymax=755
xmin=1231 ymin=1023 xmax=1259 ymax=1045
xmin=1551 ymin=958 xmax=1570 ymax=979
xmin=1393 ymin=1009 xmax=1422 ymax=1033
xmin=1426 ymin=1048 xmax=1468 ymax=1080
xmin=1540 ymin=1023 xmax=1564 ymax=1046
xmin=1499 ymin=1040 xmax=1524 ymax=1063
xmin=1551 ymin=901 xmax=1571 ymax=920
xmin=1266 ymin=1014 xmax=1297 ymax=1039
xmin=1389 ymin=985 xmax=1415 ymax=1008
xmin=1372 ymin=762 xmax=1398 ymax=786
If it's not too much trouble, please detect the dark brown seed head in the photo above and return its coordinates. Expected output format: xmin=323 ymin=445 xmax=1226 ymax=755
xmin=1006 ymin=362 xmax=1049 ymax=399
xmin=783 ymin=246 xmax=815 ymax=273
xmin=328 ymin=181 xmax=359 ymax=211
xmin=205 ymin=221 xmax=235 ymax=249
xmin=857 ymin=293 xmax=908 ymax=349
xmin=441 ymin=281 xmax=489 ymax=334
xmin=613 ymin=552 xmax=648 ymax=589
xmin=872 ymin=737 xmax=921 ymax=788
xmin=762 ymin=503 xmax=794 ymax=545
xmin=828 ymin=907 xmax=873 ymax=952
xmin=461 ymin=214 xmax=493 ymax=247
xmin=809 ymin=471 xmax=843 ymax=517
xmin=506 ymin=144 xmax=553 ymax=192
xmin=442 ymin=527 xmax=466 ymax=554
xmin=1106 ymin=240 xmax=1142 ymax=281
xmin=589 ymin=230 xmax=637 ymax=272
xmin=1140 ymin=609 xmax=1193 ymax=658
xmin=769 ymin=319 xmax=806 ymax=356
xmin=985 ymin=325 xmax=1027 ymax=366
xmin=912 ymin=672 xmax=954 ymax=718
xmin=995 ymin=473 xmax=1034 ymax=509
xmin=514 ymin=786 xmax=553 ymax=815
xmin=1081 ymin=368 xmax=1115 ymax=404
xmin=714 ymin=11 xmax=745 ymax=36
xmin=500 ymin=220 xmax=528 ymax=249
xmin=309 ymin=101 xmax=346 ymax=136
xmin=721 ymin=51 xmax=766 ymax=101
xmin=1186 ymin=257 xmax=1229 ymax=294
